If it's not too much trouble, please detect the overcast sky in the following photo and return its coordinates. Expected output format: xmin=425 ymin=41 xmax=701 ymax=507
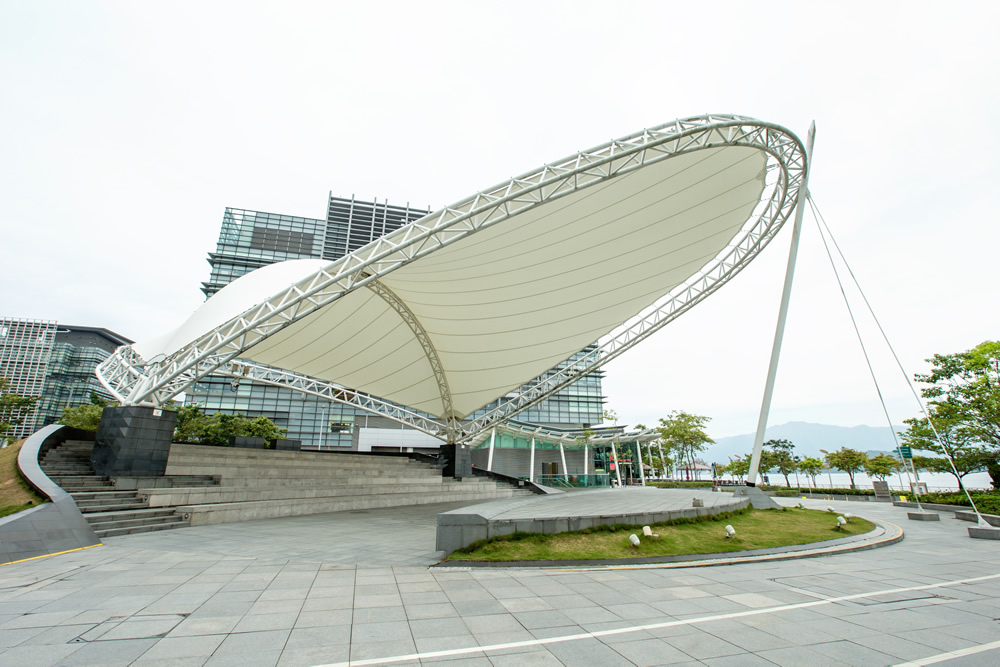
xmin=2 ymin=1 xmax=997 ymax=438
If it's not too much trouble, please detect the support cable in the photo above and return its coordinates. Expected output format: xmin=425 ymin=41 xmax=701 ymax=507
xmin=806 ymin=195 xmax=922 ymax=511
xmin=807 ymin=194 xmax=988 ymax=526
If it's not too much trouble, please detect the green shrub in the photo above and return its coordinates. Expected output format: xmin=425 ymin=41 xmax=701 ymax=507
xmin=919 ymin=491 xmax=1000 ymax=515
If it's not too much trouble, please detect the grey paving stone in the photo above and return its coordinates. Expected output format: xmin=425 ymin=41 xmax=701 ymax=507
xmin=276 ymin=644 xmax=349 ymax=667
xmin=0 ymin=625 xmax=48 ymax=647
xmin=137 ymin=633 xmax=227 ymax=660
xmin=348 ymin=637 xmax=417 ymax=662
xmin=409 ymin=616 xmax=470 ymax=639
xmin=412 ymin=634 xmax=479 ymax=652
xmin=545 ymin=636 xmax=638 ymax=666
xmin=808 ymin=639 xmax=900 ymax=665
xmin=56 ymin=637 xmax=159 ymax=665
xmin=203 ymin=648 xmax=282 ymax=667
xmin=352 ymin=606 xmax=407 ymax=623
xmin=661 ymin=628 xmax=747 ymax=659
xmin=283 ymin=625 xmax=351 ymax=649
xmin=755 ymin=645 xmax=852 ymax=667
xmin=486 ymin=650 xmax=564 ymax=666
xmin=350 ymin=619 xmax=413 ymax=643
xmin=498 ymin=597 xmax=553 ymax=612
xmin=451 ymin=599 xmax=508 ymax=616
xmin=0 ymin=641 xmax=84 ymax=666
xmin=512 ymin=610 xmax=576 ymax=629
xmin=462 ymin=613 xmax=525 ymax=635
xmin=167 ymin=615 xmax=242 ymax=637
xmin=701 ymin=653 xmax=778 ymax=666
xmin=404 ymin=602 xmax=458 ymax=620
xmin=232 ymin=612 xmax=299 ymax=632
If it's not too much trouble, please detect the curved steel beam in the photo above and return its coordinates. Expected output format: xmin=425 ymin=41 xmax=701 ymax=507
xmin=364 ymin=278 xmax=460 ymax=442
xmin=98 ymin=115 xmax=806 ymax=416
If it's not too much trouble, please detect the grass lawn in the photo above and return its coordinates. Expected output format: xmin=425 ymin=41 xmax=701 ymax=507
xmin=447 ymin=508 xmax=875 ymax=562
xmin=0 ymin=440 xmax=47 ymax=518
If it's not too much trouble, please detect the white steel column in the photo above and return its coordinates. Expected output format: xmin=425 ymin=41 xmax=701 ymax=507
xmin=583 ymin=444 xmax=589 ymax=476
xmin=658 ymin=443 xmax=666 ymax=480
xmin=611 ymin=440 xmax=622 ymax=487
xmin=559 ymin=442 xmax=567 ymax=479
xmin=748 ymin=122 xmax=816 ymax=486
xmin=487 ymin=427 xmax=496 ymax=472
xmin=637 ymin=442 xmax=647 ymax=486
xmin=529 ymin=436 xmax=536 ymax=483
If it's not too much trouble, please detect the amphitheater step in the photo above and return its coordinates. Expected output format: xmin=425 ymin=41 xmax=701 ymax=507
xmin=94 ymin=518 xmax=190 ymax=539
xmin=37 ymin=440 xmax=194 ymax=539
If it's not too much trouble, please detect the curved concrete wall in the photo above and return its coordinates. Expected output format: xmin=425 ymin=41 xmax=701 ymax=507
xmin=1 ymin=425 xmax=100 ymax=566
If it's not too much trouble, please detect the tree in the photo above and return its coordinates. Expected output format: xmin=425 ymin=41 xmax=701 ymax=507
xmin=725 ymin=456 xmax=750 ymax=484
xmin=57 ymin=393 xmax=109 ymax=431
xmin=863 ymin=454 xmax=901 ymax=482
xmin=764 ymin=439 xmax=799 ymax=487
xmin=901 ymin=403 xmax=992 ymax=491
xmin=798 ymin=457 xmax=824 ymax=489
xmin=911 ymin=454 xmax=986 ymax=492
xmin=914 ymin=340 xmax=1000 ymax=487
xmin=172 ymin=405 xmax=286 ymax=446
xmin=657 ymin=411 xmax=714 ymax=475
xmin=824 ymin=447 xmax=868 ymax=489
xmin=0 ymin=378 xmax=38 ymax=444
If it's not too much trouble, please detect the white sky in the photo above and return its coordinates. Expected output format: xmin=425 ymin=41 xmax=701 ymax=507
xmin=2 ymin=1 xmax=997 ymax=438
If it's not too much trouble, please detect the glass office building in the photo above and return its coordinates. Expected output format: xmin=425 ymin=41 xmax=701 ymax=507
xmin=187 ymin=194 xmax=605 ymax=449
xmin=34 ymin=326 xmax=133 ymax=429
xmin=0 ymin=318 xmax=131 ymax=440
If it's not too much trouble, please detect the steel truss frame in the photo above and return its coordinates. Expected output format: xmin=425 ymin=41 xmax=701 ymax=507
xmin=221 ymin=358 xmax=658 ymax=447
xmin=98 ymin=114 xmax=807 ymax=442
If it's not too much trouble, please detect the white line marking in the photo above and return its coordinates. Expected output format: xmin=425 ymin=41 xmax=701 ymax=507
xmin=893 ymin=638 xmax=1000 ymax=666
xmin=314 ymin=572 xmax=1000 ymax=667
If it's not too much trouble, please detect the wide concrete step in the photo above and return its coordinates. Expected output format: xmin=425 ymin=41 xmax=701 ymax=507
xmin=58 ymin=484 xmax=116 ymax=492
xmin=85 ymin=507 xmax=179 ymax=523
xmin=166 ymin=460 xmax=428 ymax=475
xmin=42 ymin=466 xmax=93 ymax=474
xmin=182 ymin=488 xmax=524 ymax=526
xmin=71 ymin=491 xmax=140 ymax=501
xmin=59 ymin=485 xmax=117 ymax=493
xmin=79 ymin=500 xmax=149 ymax=513
xmin=144 ymin=480 xmax=511 ymax=507
xmin=89 ymin=512 xmax=182 ymax=530
xmin=95 ymin=519 xmax=189 ymax=539
xmin=76 ymin=496 xmax=148 ymax=509
xmin=214 ymin=473 xmax=457 ymax=487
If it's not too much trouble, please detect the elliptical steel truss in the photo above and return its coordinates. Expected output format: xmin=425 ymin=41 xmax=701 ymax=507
xmin=98 ymin=114 xmax=807 ymax=443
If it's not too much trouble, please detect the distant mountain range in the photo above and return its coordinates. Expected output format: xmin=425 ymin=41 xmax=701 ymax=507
xmin=706 ymin=421 xmax=905 ymax=463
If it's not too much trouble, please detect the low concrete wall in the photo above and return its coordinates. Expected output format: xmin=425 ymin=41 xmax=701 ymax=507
xmin=436 ymin=489 xmax=749 ymax=555
xmin=1 ymin=425 xmax=101 ymax=566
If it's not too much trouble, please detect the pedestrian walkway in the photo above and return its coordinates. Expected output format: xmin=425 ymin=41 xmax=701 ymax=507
xmin=1 ymin=493 xmax=999 ymax=666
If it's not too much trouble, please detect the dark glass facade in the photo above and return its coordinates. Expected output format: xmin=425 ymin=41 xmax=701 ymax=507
xmin=188 ymin=194 xmax=605 ymax=449
xmin=0 ymin=319 xmax=131 ymax=440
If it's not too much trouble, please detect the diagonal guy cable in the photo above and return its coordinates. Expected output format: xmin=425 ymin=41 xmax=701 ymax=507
xmin=806 ymin=194 xmax=921 ymax=509
xmin=807 ymin=193 xmax=988 ymax=526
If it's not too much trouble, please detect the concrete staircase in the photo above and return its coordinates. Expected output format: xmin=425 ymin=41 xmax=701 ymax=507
xmin=40 ymin=440 xmax=205 ymax=538
xmin=154 ymin=444 xmax=534 ymax=526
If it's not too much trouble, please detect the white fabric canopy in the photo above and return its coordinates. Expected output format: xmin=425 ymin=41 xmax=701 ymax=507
xmin=134 ymin=145 xmax=768 ymax=420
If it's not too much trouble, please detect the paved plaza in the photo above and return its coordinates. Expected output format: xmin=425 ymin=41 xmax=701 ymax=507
xmin=1 ymin=492 xmax=999 ymax=666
